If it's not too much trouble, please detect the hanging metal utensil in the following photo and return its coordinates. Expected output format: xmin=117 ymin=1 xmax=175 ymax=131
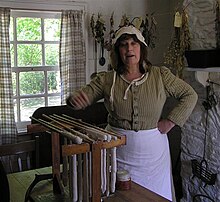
xmin=94 ymin=40 xmax=98 ymax=72
xmin=191 ymin=84 xmax=217 ymax=187
xmin=99 ymin=42 xmax=106 ymax=66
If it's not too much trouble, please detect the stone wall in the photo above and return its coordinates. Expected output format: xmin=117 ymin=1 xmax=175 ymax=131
xmin=181 ymin=71 xmax=220 ymax=202
xmin=181 ymin=0 xmax=220 ymax=201
xmin=185 ymin=0 xmax=218 ymax=49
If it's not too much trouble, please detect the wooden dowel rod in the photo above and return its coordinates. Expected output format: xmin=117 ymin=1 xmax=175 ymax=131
xmin=52 ymin=114 xmax=101 ymax=136
xmin=42 ymin=114 xmax=94 ymax=143
xmin=30 ymin=117 xmax=82 ymax=144
xmin=51 ymin=114 xmax=107 ymax=141
xmin=62 ymin=114 xmax=123 ymax=138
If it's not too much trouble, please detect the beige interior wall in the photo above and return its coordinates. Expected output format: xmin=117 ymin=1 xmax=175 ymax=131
xmin=0 ymin=0 xmax=175 ymax=81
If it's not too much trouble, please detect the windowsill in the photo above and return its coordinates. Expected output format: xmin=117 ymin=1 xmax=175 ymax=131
xmin=16 ymin=121 xmax=30 ymax=135
xmin=18 ymin=129 xmax=28 ymax=135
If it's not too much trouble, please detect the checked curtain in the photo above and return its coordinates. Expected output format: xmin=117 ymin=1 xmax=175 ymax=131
xmin=59 ymin=10 xmax=86 ymax=104
xmin=0 ymin=8 xmax=17 ymax=144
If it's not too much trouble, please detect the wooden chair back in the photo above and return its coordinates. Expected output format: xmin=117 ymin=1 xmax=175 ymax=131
xmin=0 ymin=136 xmax=40 ymax=173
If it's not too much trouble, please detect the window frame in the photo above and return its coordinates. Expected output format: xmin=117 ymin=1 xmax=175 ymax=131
xmin=1 ymin=1 xmax=88 ymax=133
xmin=10 ymin=10 xmax=61 ymax=132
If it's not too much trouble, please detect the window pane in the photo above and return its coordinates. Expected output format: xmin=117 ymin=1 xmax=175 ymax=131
xmin=10 ymin=44 xmax=14 ymax=67
xmin=48 ymin=71 xmax=60 ymax=93
xmin=20 ymin=72 xmax=45 ymax=95
xmin=45 ymin=19 xmax=60 ymax=41
xmin=20 ymin=97 xmax=45 ymax=121
xmin=10 ymin=17 xmax=14 ymax=41
xmin=45 ymin=44 xmax=59 ymax=66
xmin=16 ymin=17 xmax=41 ymax=41
xmin=48 ymin=96 xmax=61 ymax=106
xmin=17 ymin=44 xmax=42 ymax=66
xmin=13 ymin=99 xmax=17 ymax=122
xmin=12 ymin=72 xmax=16 ymax=96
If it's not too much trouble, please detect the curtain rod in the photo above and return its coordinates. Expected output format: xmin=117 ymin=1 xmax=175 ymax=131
xmin=10 ymin=7 xmax=62 ymax=12
xmin=3 ymin=1 xmax=87 ymax=13
xmin=9 ymin=7 xmax=86 ymax=13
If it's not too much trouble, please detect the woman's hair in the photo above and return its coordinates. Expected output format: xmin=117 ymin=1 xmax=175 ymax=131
xmin=110 ymin=34 xmax=152 ymax=75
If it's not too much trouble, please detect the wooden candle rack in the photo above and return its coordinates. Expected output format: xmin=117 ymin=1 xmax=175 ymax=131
xmin=27 ymin=114 xmax=126 ymax=202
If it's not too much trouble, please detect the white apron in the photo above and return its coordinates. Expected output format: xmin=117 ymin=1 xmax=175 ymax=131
xmin=106 ymin=125 xmax=175 ymax=201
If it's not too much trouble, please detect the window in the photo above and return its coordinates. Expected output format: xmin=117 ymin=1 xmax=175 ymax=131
xmin=10 ymin=10 xmax=61 ymax=132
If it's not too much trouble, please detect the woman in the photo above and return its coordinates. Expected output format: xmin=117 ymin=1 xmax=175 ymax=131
xmin=67 ymin=25 xmax=198 ymax=201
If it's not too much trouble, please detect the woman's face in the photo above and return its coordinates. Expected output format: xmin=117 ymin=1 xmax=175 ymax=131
xmin=118 ymin=36 xmax=141 ymax=68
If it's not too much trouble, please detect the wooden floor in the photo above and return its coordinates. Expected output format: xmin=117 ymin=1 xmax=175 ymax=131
xmin=8 ymin=167 xmax=170 ymax=202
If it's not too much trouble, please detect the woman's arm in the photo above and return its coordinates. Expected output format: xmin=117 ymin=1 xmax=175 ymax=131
xmin=66 ymin=71 xmax=107 ymax=110
xmin=66 ymin=91 xmax=90 ymax=110
xmin=161 ymin=66 xmax=198 ymax=127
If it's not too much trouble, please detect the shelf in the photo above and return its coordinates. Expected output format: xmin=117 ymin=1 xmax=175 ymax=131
xmin=185 ymin=67 xmax=220 ymax=87
xmin=186 ymin=67 xmax=220 ymax=72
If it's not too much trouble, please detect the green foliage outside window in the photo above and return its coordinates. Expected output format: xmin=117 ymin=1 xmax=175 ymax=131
xmin=10 ymin=17 xmax=60 ymax=96
xmin=20 ymin=72 xmax=45 ymax=95
xmin=17 ymin=44 xmax=42 ymax=66
xmin=16 ymin=17 xmax=41 ymax=41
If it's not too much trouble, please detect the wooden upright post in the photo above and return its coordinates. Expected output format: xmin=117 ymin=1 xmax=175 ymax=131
xmin=51 ymin=131 xmax=64 ymax=194
xmin=91 ymin=142 xmax=102 ymax=202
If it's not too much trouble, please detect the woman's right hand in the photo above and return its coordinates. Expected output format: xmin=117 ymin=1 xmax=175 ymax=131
xmin=66 ymin=91 xmax=90 ymax=110
xmin=157 ymin=119 xmax=175 ymax=134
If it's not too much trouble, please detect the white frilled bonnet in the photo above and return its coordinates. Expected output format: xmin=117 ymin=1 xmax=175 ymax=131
xmin=113 ymin=25 xmax=148 ymax=47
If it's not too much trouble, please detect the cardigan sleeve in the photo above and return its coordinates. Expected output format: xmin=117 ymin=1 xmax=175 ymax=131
xmin=80 ymin=71 xmax=107 ymax=104
xmin=160 ymin=66 xmax=198 ymax=127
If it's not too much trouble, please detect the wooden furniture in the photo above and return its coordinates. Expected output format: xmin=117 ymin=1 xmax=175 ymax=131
xmin=0 ymin=137 xmax=40 ymax=173
xmin=23 ymin=102 xmax=118 ymax=201
xmin=27 ymin=113 xmax=126 ymax=202
xmin=0 ymin=137 xmax=40 ymax=202
xmin=30 ymin=102 xmax=108 ymax=168
xmin=0 ymin=159 xmax=10 ymax=202
xmin=7 ymin=167 xmax=170 ymax=202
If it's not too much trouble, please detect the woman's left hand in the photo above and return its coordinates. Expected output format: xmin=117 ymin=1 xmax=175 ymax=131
xmin=157 ymin=119 xmax=175 ymax=134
